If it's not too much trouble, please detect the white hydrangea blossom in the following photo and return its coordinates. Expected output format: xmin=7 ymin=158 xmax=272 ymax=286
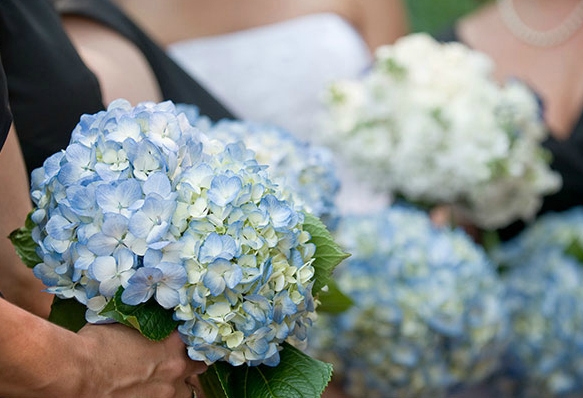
xmin=320 ymin=33 xmax=561 ymax=229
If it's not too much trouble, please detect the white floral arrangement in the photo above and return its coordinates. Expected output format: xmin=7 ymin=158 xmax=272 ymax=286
xmin=319 ymin=32 xmax=561 ymax=229
xmin=308 ymin=205 xmax=509 ymax=398
xmin=491 ymin=208 xmax=583 ymax=397
xmin=176 ymin=104 xmax=340 ymax=228
xmin=13 ymin=100 xmax=350 ymax=398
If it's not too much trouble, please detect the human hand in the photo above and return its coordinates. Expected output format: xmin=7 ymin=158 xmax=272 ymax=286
xmin=430 ymin=204 xmax=482 ymax=242
xmin=77 ymin=324 xmax=207 ymax=398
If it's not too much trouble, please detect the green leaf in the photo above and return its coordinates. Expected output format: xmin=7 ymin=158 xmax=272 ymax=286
xmin=302 ymin=213 xmax=350 ymax=294
xmin=99 ymin=288 xmax=178 ymax=341
xmin=565 ymin=238 xmax=583 ymax=264
xmin=316 ymin=280 xmax=353 ymax=314
xmin=198 ymin=362 xmax=233 ymax=398
xmin=48 ymin=297 xmax=88 ymax=332
xmin=8 ymin=212 xmax=42 ymax=268
xmin=199 ymin=343 xmax=333 ymax=398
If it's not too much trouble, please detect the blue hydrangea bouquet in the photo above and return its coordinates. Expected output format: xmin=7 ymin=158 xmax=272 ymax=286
xmin=308 ymin=205 xmax=509 ymax=397
xmin=491 ymin=207 xmax=583 ymax=397
xmin=10 ymin=99 xmax=348 ymax=398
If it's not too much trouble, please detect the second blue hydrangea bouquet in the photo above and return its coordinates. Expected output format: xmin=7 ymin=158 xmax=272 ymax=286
xmin=309 ymin=205 xmax=509 ymax=398
xmin=10 ymin=99 xmax=348 ymax=398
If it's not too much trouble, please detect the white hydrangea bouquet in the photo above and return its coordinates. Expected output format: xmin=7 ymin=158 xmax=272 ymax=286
xmin=308 ymin=205 xmax=509 ymax=398
xmin=490 ymin=207 xmax=583 ymax=397
xmin=10 ymin=99 xmax=348 ymax=398
xmin=175 ymin=104 xmax=341 ymax=229
xmin=320 ymin=32 xmax=561 ymax=229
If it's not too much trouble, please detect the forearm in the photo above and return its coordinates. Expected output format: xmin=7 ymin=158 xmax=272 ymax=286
xmin=0 ymin=299 xmax=89 ymax=397
xmin=0 ymin=127 xmax=52 ymax=317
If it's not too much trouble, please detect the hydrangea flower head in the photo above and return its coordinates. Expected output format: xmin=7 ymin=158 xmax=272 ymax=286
xmin=309 ymin=205 xmax=509 ymax=397
xmin=320 ymin=32 xmax=561 ymax=229
xmin=491 ymin=207 xmax=583 ymax=396
xmin=177 ymin=104 xmax=340 ymax=229
xmin=30 ymin=99 xmax=318 ymax=366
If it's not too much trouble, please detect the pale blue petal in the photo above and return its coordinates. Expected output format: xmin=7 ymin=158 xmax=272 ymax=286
xmin=45 ymin=215 xmax=76 ymax=241
xmin=143 ymin=172 xmax=172 ymax=198
xmin=199 ymin=233 xmax=238 ymax=263
xmin=207 ymin=175 xmax=242 ymax=207
xmin=89 ymin=256 xmax=117 ymax=282
xmin=203 ymin=271 xmax=226 ymax=296
xmin=121 ymin=267 xmax=162 ymax=305
xmin=155 ymin=284 xmax=181 ymax=309
xmin=86 ymin=233 xmax=118 ymax=256
xmin=224 ymin=265 xmax=243 ymax=290
xmin=157 ymin=262 xmax=188 ymax=289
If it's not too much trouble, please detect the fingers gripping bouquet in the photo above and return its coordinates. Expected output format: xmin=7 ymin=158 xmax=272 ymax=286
xmin=13 ymin=99 xmax=345 ymax=397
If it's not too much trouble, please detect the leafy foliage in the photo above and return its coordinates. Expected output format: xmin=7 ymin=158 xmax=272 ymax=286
xmin=199 ymin=343 xmax=332 ymax=398
xmin=303 ymin=213 xmax=350 ymax=294
xmin=100 ymin=288 xmax=179 ymax=341
xmin=8 ymin=213 xmax=42 ymax=268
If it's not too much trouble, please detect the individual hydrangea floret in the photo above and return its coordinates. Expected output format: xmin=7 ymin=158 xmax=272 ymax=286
xmin=30 ymin=99 xmax=318 ymax=366
xmin=319 ymin=32 xmax=561 ymax=229
xmin=309 ymin=205 xmax=509 ymax=398
xmin=176 ymin=103 xmax=340 ymax=229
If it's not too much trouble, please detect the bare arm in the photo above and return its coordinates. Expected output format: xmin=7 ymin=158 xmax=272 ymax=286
xmin=357 ymin=0 xmax=410 ymax=51
xmin=0 ymin=127 xmax=52 ymax=318
xmin=61 ymin=16 xmax=163 ymax=106
xmin=0 ymin=298 xmax=206 ymax=398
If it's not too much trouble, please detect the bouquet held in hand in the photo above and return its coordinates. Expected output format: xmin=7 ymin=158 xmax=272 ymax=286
xmin=309 ymin=205 xmax=509 ymax=398
xmin=11 ymin=99 xmax=347 ymax=397
xmin=491 ymin=207 xmax=583 ymax=397
xmin=320 ymin=33 xmax=561 ymax=229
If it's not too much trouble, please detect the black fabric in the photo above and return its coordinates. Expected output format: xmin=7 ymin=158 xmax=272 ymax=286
xmin=52 ymin=0 xmax=234 ymax=122
xmin=436 ymin=27 xmax=583 ymax=240
xmin=0 ymin=60 xmax=11 ymax=151
xmin=0 ymin=0 xmax=104 ymax=174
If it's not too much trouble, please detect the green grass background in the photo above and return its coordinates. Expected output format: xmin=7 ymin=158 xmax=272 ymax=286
xmin=404 ymin=0 xmax=487 ymax=34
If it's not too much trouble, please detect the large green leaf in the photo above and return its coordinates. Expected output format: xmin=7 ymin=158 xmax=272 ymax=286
xmin=48 ymin=297 xmax=88 ymax=332
xmin=8 ymin=212 xmax=42 ymax=268
xmin=199 ymin=343 xmax=333 ymax=398
xmin=302 ymin=213 xmax=350 ymax=294
xmin=315 ymin=279 xmax=353 ymax=314
xmin=565 ymin=238 xmax=583 ymax=264
xmin=99 ymin=288 xmax=178 ymax=341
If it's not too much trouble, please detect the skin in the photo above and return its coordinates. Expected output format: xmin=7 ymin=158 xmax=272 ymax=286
xmin=457 ymin=0 xmax=583 ymax=140
xmin=0 ymin=297 xmax=206 ymax=398
xmin=61 ymin=15 xmax=163 ymax=106
xmin=113 ymin=0 xmax=410 ymax=51
xmin=0 ymin=128 xmax=52 ymax=318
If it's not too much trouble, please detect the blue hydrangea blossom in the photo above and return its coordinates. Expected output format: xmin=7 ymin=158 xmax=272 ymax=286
xmin=30 ymin=99 xmax=317 ymax=366
xmin=176 ymin=104 xmax=340 ymax=229
xmin=492 ymin=207 xmax=583 ymax=397
xmin=309 ymin=205 xmax=509 ymax=398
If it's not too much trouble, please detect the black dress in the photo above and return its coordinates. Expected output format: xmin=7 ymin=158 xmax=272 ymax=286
xmin=1 ymin=0 xmax=233 ymax=176
xmin=0 ymin=61 xmax=11 ymax=151
xmin=0 ymin=0 xmax=104 ymax=174
xmin=438 ymin=27 xmax=583 ymax=240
